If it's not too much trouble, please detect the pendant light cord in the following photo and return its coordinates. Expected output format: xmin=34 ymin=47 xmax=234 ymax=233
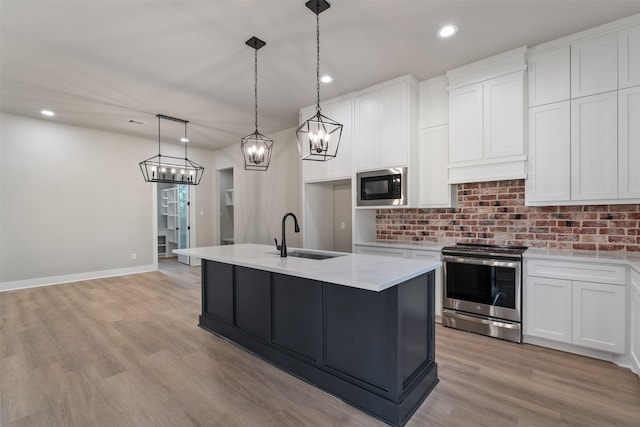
xmin=316 ymin=12 xmax=321 ymax=113
xmin=254 ymin=48 xmax=259 ymax=132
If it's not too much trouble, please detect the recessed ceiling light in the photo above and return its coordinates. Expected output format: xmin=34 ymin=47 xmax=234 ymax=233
xmin=320 ymin=75 xmax=333 ymax=83
xmin=180 ymin=137 xmax=189 ymax=143
xmin=41 ymin=109 xmax=55 ymax=117
xmin=437 ymin=24 xmax=458 ymax=38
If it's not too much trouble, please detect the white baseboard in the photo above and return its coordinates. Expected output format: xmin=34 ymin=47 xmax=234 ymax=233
xmin=524 ymin=335 xmax=640 ymax=379
xmin=0 ymin=264 xmax=157 ymax=292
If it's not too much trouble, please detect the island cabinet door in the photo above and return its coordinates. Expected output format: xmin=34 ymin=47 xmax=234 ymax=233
xmin=323 ymin=284 xmax=399 ymax=398
xmin=271 ymin=274 xmax=323 ymax=362
xmin=202 ymin=260 xmax=233 ymax=324
xmin=234 ymin=266 xmax=271 ymax=340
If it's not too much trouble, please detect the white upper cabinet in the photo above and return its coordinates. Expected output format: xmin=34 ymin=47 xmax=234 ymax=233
xmin=419 ymin=76 xmax=448 ymax=128
xmin=570 ymin=91 xmax=618 ymax=201
xmin=300 ymin=95 xmax=354 ymax=182
xmin=526 ymin=101 xmax=571 ymax=203
xmin=571 ymin=32 xmax=618 ymax=98
xmin=526 ymin=15 xmax=640 ymax=206
xmin=417 ymin=125 xmax=456 ymax=207
xmin=448 ymin=83 xmax=484 ymax=163
xmin=528 ymin=45 xmax=570 ymax=106
xmin=446 ymin=47 xmax=527 ymax=184
xmin=619 ymin=85 xmax=640 ymax=199
xmin=417 ymin=76 xmax=456 ymax=208
xmin=324 ymin=97 xmax=354 ymax=180
xmin=354 ymin=76 xmax=417 ymax=172
xmin=619 ymin=24 xmax=640 ymax=89
xmin=483 ymin=72 xmax=525 ymax=159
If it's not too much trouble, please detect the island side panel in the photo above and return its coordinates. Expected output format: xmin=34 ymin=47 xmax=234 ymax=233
xmin=235 ymin=266 xmax=271 ymax=340
xmin=399 ymin=273 xmax=431 ymax=385
xmin=272 ymin=274 xmax=323 ymax=362
xmin=202 ymin=260 xmax=233 ymax=324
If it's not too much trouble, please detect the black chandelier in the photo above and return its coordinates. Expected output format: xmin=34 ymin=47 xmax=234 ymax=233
xmin=139 ymin=114 xmax=204 ymax=185
xmin=296 ymin=0 xmax=342 ymax=162
xmin=241 ymin=36 xmax=274 ymax=171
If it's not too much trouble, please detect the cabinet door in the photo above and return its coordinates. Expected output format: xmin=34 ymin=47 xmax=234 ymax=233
xmin=528 ymin=45 xmax=571 ymax=107
xmin=202 ymin=261 xmax=234 ymax=324
xmin=449 ymin=83 xmax=483 ymax=163
xmin=619 ymin=24 xmax=640 ymax=89
xmin=300 ymin=105 xmax=327 ymax=182
xmin=272 ymin=274 xmax=322 ymax=362
xmin=324 ymin=98 xmax=353 ymax=180
xmin=417 ymin=125 xmax=454 ymax=207
xmin=354 ymin=91 xmax=381 ymax=171
xmin=630 ymin=271 xmax=640 ymax=372
xmin=572 ymin=281 xmax=626 ymax=354
xmin=379 ymin=84 xmax=408 ymax=168
xmin=618 ymin=86 xmax=640 ymax=199
xmin=571 ymin=32 xmax=618 ymax=98
xmin=524 ymin=276 xmax=572 ymax=343
xmin=571 ymin=91 xmax=618 ymax=201
xmin=526 ymin=101 xmax=571 ymax=203
xmin=419 ymin=76 xmax=448 ymax=128
xmin=484 ymin=72 xmax=525 ymax=159
xmin=235 ymin=266 xmax=271 ymax=340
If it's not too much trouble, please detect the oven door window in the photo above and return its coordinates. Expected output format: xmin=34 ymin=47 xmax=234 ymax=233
xmin=446 ymin=262 xmax=516 ymax=309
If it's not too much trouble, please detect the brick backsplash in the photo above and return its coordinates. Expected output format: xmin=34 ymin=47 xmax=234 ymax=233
xmin=376 ymin=179 xmax=640 ymax=252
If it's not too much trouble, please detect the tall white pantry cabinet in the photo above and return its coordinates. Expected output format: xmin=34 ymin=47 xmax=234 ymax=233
xmin=526 ymin=21 xmax=640 ymax=205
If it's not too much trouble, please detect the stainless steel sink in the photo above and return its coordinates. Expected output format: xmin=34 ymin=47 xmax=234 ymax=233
xmin=285 ymin=251 xmax=344 ymax=260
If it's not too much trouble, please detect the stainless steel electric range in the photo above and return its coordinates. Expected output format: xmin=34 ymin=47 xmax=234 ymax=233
xmin=441 ymin=243 xmax=528 ymax=343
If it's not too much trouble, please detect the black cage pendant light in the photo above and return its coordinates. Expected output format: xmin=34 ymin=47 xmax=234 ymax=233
xmin=241 ymin=37 xmax=274 ymax=171
xmin=296 ymin=0 xmax=342 ymax=162
xmin=139 ymin=114 xmax=204 ymax=185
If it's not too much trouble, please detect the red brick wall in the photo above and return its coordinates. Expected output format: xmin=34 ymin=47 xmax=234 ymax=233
xmin=376 ymin=179 xmax=640 ymax=252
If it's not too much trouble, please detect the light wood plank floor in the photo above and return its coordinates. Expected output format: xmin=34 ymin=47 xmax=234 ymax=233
xmin=2 ymin=258 xmax=639 ymax=426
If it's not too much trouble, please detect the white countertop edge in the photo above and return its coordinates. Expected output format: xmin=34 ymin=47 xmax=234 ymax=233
xmin=524 ymin=248 xmax=640 ymax=272
xmin=352 ymin=242 xmax=640 ymax=274
xmin=175 ymin=244 xmax=441 ymax=292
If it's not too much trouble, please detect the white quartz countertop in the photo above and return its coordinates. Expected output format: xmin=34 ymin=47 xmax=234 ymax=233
xmin=524 ymin=248 xmax=640 ymax=274
xmin=174 ymin=244 xmax=441 ymax=292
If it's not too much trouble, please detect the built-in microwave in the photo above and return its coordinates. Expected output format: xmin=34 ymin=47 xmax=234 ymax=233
xmin=356 ymin=167 xmax=407 ymax=206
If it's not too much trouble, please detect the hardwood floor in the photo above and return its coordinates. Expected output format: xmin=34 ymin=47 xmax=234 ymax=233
xmin=1 ymin=258 xmax=639 ymax=426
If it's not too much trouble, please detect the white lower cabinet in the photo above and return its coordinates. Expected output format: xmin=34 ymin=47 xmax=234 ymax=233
xmin=572 ymin=280 xmax=626 ymax=353
xmin=525 ymin=259 xmax=627 ymax=354
xmin=525 ymin=276 xmax=572 ymax=343
xmin=629 ymin=270 xmax=640 ymax=373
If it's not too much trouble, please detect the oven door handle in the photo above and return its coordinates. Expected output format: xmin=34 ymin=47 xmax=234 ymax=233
xmin=442 ymin=255 xmax=521 ymax=269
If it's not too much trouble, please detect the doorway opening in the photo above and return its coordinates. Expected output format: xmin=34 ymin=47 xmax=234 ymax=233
xmin=157 ymin=183 xmax=191 ymax=264
xmin=303 ymin=179 xmax=352 ymax=252
xmin=218 ymin=168 xmax=234 ymax=245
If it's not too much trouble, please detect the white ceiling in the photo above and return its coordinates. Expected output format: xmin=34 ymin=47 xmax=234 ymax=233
xmin=2 ymin=0 xmax=640 ymax=150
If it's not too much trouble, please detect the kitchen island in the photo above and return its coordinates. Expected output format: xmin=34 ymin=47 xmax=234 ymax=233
xmin=174 ymin=244 xmax=440 ymax=427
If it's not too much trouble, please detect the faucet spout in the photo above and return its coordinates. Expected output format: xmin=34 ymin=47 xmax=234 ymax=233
xmin=280 ymin=213 xmax=300 ymax=257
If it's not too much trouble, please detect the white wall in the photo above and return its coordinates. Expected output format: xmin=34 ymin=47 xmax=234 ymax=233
xmin=210 ymin=127 xmax=302 ymax=248
xmin=0 ymin=113 xmax=215 ymax=288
